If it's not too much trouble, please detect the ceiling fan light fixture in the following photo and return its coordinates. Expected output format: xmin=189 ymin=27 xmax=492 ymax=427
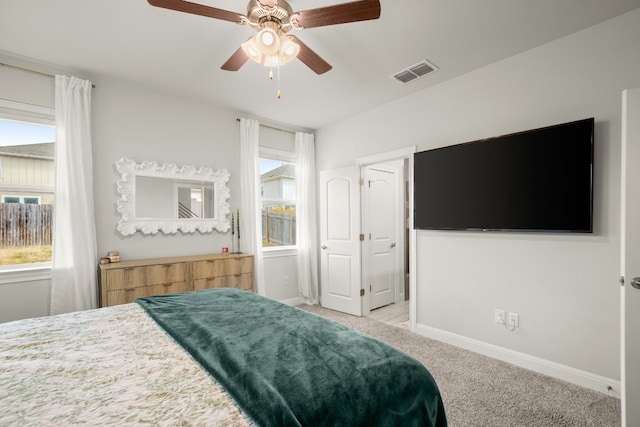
xmin=260 ymin=30 xmax=275 ymax=46
xmin=264 ymin=55 xmax=280 ymax=67
xmin=278 ymin=35 xmax=300 ymax=65
xmin=241 ymin=37 xmax=263 ymax=63
xmin=255 ymin=25 xmax=280 ymax=55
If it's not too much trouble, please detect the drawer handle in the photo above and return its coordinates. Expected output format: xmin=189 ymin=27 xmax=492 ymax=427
xmin=124 ymin=287 xmax=135 ymax=292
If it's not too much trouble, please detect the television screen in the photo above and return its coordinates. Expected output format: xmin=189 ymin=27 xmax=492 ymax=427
xmin=413 ymin=118 xmax=594 ymax=233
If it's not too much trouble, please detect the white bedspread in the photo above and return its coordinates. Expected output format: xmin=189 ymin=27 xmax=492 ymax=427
xmin=0 ymin=303 xmax=251 ymax=426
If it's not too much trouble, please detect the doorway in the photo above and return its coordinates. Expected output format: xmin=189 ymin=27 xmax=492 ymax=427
xmin=363 ymin=160 xmax=406 ymax=311
xmin=357 ymin=148 xmax=414 ymax=323
xmin=319 ymin=147 xmax=416 ymax=326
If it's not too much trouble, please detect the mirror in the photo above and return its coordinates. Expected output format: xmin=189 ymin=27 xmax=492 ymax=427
xmin=115 ymin=157 xmax=230 ymax=235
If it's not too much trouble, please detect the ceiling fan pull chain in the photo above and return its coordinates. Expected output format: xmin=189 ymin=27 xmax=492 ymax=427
xmin=276 ymin=63 xmax=281 ymax=99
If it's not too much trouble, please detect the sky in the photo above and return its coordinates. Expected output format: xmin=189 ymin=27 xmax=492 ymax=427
xmin=0 ymin=119 xmax=55 ymax=146
xmin=260 ymin=159 xmax=289 ymax=174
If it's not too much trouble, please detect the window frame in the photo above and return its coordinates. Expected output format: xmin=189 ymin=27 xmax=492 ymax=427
xmin=0 ymin=99 xmax=55 ymax=273
xmin=2 ymin=195 xmax=42 ymax=204
xmin=259 ymin=146 xmax=297 ymax=253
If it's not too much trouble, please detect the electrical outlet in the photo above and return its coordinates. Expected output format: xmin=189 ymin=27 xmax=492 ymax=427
xmin=284 ymin=275 xmax=289 ymax=285
xmin=509 ymin=313 xmax=519 ymax=328
xmin=494 ymin=309 xmax=505 ymax=324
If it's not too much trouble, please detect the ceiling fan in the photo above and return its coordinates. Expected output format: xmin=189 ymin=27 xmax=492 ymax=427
xmin=146 ymin=0 xmax=381 ymax=75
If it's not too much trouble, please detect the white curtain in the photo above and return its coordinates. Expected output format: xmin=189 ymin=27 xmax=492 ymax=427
xmin=239 ymin=118 xmax=266 ymax=296
xmin=50 ymin=75 xmax=98 ymax=315
xmin=295 ymin=132 xmax=319 ymax=304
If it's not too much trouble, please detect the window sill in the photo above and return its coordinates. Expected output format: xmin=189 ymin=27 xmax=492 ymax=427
xmin=262 ymin=246 xmax=298 ymax=258
xmin=0 ymin=263 xmax=52 ymax=285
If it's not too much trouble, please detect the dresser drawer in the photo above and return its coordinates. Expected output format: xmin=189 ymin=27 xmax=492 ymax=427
xmin=192 ymin=257 xmax=253 ymax=280
xmin=104 ymin=263 xmax=188 ymax=291
xmin=106 ymin=281 xmax=190 ymax=305
xmin=193 ymin=273 xmax=253 ymax=292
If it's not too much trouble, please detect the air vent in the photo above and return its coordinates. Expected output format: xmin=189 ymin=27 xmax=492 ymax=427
xmin=391 ymin=60 xmax=438 ymax=84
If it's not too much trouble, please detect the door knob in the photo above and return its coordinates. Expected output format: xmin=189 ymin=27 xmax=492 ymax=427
xmin=321 ymin=245 xmax=327 ymax=250
xmin=632 ymin=277 xmax=640 ymax=289
xmin=390 ymin=242 xmax=396 ymax=248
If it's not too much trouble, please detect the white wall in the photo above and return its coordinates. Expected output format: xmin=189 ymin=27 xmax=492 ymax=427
xmin=316 ymin=9 xmax=640 ymax=385
xmin=91 ymin=76 xmax=241 ymax=259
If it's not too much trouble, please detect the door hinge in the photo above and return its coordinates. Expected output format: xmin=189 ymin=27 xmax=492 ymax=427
xmin=359 ymin=178 xmax=364 ymax=186
xmin=359 ymin=233 xmax=365 ymax=241
xmin=360 ymin=289 xmax=365 ymax=297
xmin=620 ymin=276 xmax=625 ymax=287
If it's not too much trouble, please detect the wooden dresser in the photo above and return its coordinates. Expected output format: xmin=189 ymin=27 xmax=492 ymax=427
xmin=98 ymin=253 xmax=254 ymax=307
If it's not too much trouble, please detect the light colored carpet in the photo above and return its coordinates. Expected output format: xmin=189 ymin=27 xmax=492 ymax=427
xmin=299 ymin=304 xmax=621 ymax=427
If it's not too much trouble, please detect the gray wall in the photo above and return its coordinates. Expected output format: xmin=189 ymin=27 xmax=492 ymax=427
xmin=316 ymin=9 xmax=640 ymax=384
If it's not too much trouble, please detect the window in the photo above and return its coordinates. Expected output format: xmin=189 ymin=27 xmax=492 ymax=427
xmin=2 ymin=195 xmax=41 ymax=204
xmin=0 ymin=117 xmax=55 ymax=267
xmin=260 ymin=148 xmax=296 ymax=248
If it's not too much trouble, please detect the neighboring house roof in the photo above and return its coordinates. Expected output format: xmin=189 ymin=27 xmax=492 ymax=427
xmin=261 ymin=164 xmax=295 ymax=181
xmin=0 ymin=142 xmax=55 ymax=160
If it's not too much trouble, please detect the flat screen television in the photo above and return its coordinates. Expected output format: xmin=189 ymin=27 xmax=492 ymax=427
xmin=413 ymin=118 xmax=594 ymax=233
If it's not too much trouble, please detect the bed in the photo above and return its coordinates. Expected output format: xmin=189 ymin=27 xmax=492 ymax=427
xmin=0 ymin=288 xmax=447 ymax=426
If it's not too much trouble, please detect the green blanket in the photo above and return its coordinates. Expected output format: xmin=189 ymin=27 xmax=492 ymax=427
xmin=136 ymin=288 xmax=447 ymax=427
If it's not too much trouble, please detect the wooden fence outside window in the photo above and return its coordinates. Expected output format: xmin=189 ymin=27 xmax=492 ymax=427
xmin=262 ymin=210 xmax=296 ymax=246
xmin=0 ymin=203 xmax=53 ymax=248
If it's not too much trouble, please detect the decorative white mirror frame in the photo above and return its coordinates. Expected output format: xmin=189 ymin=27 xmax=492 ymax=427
xmin=115 ymin=157 xmax=231 ymax=235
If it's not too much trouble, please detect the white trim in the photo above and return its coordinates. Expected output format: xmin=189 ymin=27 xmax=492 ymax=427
xmin=262 ymin=247 xmax=298 ymax=258
xmin=408 ymin=154 xmax=416 ymax=332
xmin=259 ymin=146 xmax=296 ymax=162
xmin=0 ymin=264 xmax=52 ymax=285
xmin=415 ymin=323 xmax=621 ymax=396
xmin=356 ymin=146 xmax=416 ymax=166
xmin=280 ymin=296 xmax=305 ymax=306
xmin=0 ymin=98 xmax=55 ymax=125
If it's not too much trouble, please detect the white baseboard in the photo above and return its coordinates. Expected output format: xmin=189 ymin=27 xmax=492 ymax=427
xmin=280 ymin=296 xmax=304 ymax=306
xmin=415 ymin=323 xmax=620 ymax=397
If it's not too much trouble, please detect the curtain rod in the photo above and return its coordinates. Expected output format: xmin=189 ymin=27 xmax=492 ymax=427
xmin=236 ymin=118 xmax=296 ymax=135
xmin=0 ymin=62 xmax=96 ymax=88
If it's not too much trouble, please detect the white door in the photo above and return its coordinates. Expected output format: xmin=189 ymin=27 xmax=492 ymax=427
xmin=320 ymin=166 xmax=362 ymax=316
xmin=364 ymin=163 xmax=401 ymax=310
xmin=621 ymin=88 xmax=640 ymax=427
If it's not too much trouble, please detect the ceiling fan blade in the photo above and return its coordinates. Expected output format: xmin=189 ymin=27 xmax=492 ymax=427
xmin=147 ymin=0 xmax=243 ymax=24
xmin=289 ymin=35 xmax=332 ymax=75
xmin=292 ymin=0 xmax=380 ymax=29
xmin=221 ymin=45 xmax=250 ymax=71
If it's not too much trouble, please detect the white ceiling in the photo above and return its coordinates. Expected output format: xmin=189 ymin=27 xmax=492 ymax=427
xmin=1 ymin=0 xmax=639 ymax=130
